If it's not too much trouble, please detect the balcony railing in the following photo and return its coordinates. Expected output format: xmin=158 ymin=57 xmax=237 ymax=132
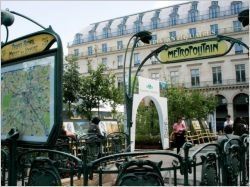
xmin=68 ymin=25 xmax=249 ymax=58
xmin=68 ymin=6 xmax=248 ymax=47
xmin=169 ymin=78 xmax=249 ymax=89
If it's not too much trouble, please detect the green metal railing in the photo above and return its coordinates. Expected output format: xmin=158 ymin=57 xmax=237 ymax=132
xmin=1 ymin=134 xmax=249 ymax=186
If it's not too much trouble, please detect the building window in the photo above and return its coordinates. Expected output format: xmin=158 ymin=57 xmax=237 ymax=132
xmin=170 ymin=71 xmax=179 ymax=85
xmin=74 ymin=49 xmax=79 ymax=56
xmin=231 ymin=1 xmax=242 ymax=14
xmin=233 ymin=21 xmax=242 ymax=32
xmin=151 ymin=73 xmax=160 ymax=80
xmin=191 ymin=69 xmax=200 ymax=86
xmin=212 ymin=66 xmax=222 ymax=84
xmin=134 ymin=21 xmax=141 ymax=33
xmin=134 ymin=53 xmax=140 ymax=67
xmin=151 ymin=35 xmax=157 ymax=44
xmin=151 ymin=18 xmax=159 ymax=30
xmin=235 ymin=64 xmax=246 ymax=82
xmin=102 ymin=57 xmax=107 ymax=66
xmin=117 ymin=40 xmax=123 ymax=50
xmin=117 ymin=55 xmax=123 ymax=68
xmin=169 ymin=31 xmax=177 ymax=41
xmin=118 ymin=24 xmax=126 ymax=36
xmin=234 ymin=38 xmax=243 ymax=54
xmin=73 ymin=33 xmax=83 ymax=45
xmin=88 ymin=46 xmax=93 ymax=55
xmin=189 ymin=28 xmax=197 ymax=38
xmin=210 ymin=24 xmax=218 ymax=34
xmin=88 ymin=31 xmax=95 ymax=42
xmin=103 ymin=27 xmax=111 ymax=38
xmin=170 ymin=14 xmax=178 ymax=26
xmin=102 ymin=43 xmax=108 ymax=53
xmin=188 ymin=2 xmax=198 ymax=22
xmin=209 ymin=1 xmax=220 ymax=19
xmin=189 ymin=10 xmax=198 ymax=22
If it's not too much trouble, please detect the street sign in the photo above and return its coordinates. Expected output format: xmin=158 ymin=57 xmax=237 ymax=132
xmin=1 ymin=28 xmax=63 ymax=147
xmin=157 ymin=37 xmax=233 ymax=64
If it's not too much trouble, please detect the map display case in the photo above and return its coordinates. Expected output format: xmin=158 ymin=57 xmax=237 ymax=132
xmin=1 ymin=28 xmax=63 ymax=147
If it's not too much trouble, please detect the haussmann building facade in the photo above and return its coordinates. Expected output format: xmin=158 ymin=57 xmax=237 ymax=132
xmin=67 ymin=0 xmax=249 ymax=131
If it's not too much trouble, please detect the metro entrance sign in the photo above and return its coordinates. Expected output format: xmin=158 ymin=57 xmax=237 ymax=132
xmin=157 ymin=36 xmax=240 ymax=64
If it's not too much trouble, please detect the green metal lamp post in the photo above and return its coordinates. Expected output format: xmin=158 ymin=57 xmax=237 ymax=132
xmin=123 ymin=30 xmax=168 ymax=151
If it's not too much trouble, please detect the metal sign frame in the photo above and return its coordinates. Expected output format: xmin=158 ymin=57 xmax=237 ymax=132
xmin=1 ymin=27 xmax=63 ymax=147
xmin=156 ymin=35 xmax=248 ymax=64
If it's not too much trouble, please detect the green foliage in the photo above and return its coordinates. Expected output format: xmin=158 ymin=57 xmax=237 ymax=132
xmin=76 ymin=64 xmax=122 ymax=120
xmin=63 ymin=56 xmax=81 ymax=118
xmin=165 ymin=87 xmax=218 ymax=133
xmin=135 ymin=101 xmax=161 ymax=144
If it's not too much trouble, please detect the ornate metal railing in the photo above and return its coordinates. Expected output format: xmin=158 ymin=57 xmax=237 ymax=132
xmin=1 ymin=134 xmax=249 ymax=186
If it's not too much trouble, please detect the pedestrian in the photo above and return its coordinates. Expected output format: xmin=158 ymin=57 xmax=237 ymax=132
xmin=233 ymin=117 xmax=248 ymax=136
xmin=88 ymin=117 xmax=107 ymax=139
xmin=224 ymin=115 xmax=233 ymax=128
xmin=173 ymin=116 xmax=186 ymax=154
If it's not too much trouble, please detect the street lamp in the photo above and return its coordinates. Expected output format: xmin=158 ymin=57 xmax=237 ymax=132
xmin=123 ymin=30 xmax=168 ymax=151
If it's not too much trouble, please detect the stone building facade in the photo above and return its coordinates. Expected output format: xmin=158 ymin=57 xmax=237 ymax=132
xmin=67 ymin=0 xmax=249 ymax=129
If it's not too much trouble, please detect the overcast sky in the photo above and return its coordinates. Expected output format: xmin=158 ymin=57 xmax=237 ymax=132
xmin=1 ymin=1 xmax=187 ymax=55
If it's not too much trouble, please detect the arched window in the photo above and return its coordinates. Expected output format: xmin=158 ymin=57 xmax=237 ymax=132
xmin=209 ymin=1 xmax=220 ymax=19
xmin=231 ymin=1 xmax=242 ymax=14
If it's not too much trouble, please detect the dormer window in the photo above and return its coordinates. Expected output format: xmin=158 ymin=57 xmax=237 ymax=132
xmin=188 ymin=2 xmax=199 ymax=22
xmin=209 ymin=1 xmax=220 ymax=19
xmin=73 ymin=33 xmax=83 ymax=45
xmin=151 ymin=10 xmax=160 ymax=29
xmin=231 ymin=1 xmax=242 ymax=14
xmin=103 ymin=20 xmax=112 ymax=39
xmin=88 ymin=31 xmax=95 ymax=42
xmin=169 ymin=6 xmax=179 ymax=26
xmin=103 ymin=27 xmax=111 ymax=38
xmin=134 ymin=13 xmax=143 ymax=33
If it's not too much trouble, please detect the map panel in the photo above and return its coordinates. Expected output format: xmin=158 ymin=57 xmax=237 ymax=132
xmin=1 ymin=56 xmax=55 ymax=142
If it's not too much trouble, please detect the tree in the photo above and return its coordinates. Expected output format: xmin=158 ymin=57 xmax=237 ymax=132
xmin=166 ymin=87 xmax=217 ymax=132
xmin=77 ymin=64 xmax=122 ymax=120
xmin=63 ymin=56 xmax=81 ymax=118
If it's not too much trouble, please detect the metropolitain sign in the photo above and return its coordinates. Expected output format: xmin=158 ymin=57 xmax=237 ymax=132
xmin=157 ymin=37 xmax=233 ymax=63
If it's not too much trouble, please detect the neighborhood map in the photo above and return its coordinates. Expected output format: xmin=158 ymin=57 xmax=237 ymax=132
xmin=1 ymin=56 xmax=54 ymax=142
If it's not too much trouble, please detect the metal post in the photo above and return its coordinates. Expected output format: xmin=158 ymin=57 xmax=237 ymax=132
xmin=6 ymin=128 xmax=19 ymax=186
xmin=183 ymin=142 xmax=192 ymax=186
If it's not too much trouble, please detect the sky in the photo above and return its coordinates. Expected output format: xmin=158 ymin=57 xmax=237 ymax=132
xmin=1 ymin=1 xmax=187 ymax=56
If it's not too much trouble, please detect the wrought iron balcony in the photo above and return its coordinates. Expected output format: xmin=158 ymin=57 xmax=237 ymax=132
xmin=67 ymin=25 xmax=248 ymax=58
xmin=169 ymin=78 xmax=249 ymax=89
xmin=68 ymin=6 xmax=248 ymax=47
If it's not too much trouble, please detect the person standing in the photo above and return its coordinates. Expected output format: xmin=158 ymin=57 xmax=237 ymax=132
xmin=173 ymin=116 xmax=186 ymax=154
xmin=224 ymin=115 xmax=233 ymax=128
xmin=88 ymin=117 xmax=107 ymax=138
